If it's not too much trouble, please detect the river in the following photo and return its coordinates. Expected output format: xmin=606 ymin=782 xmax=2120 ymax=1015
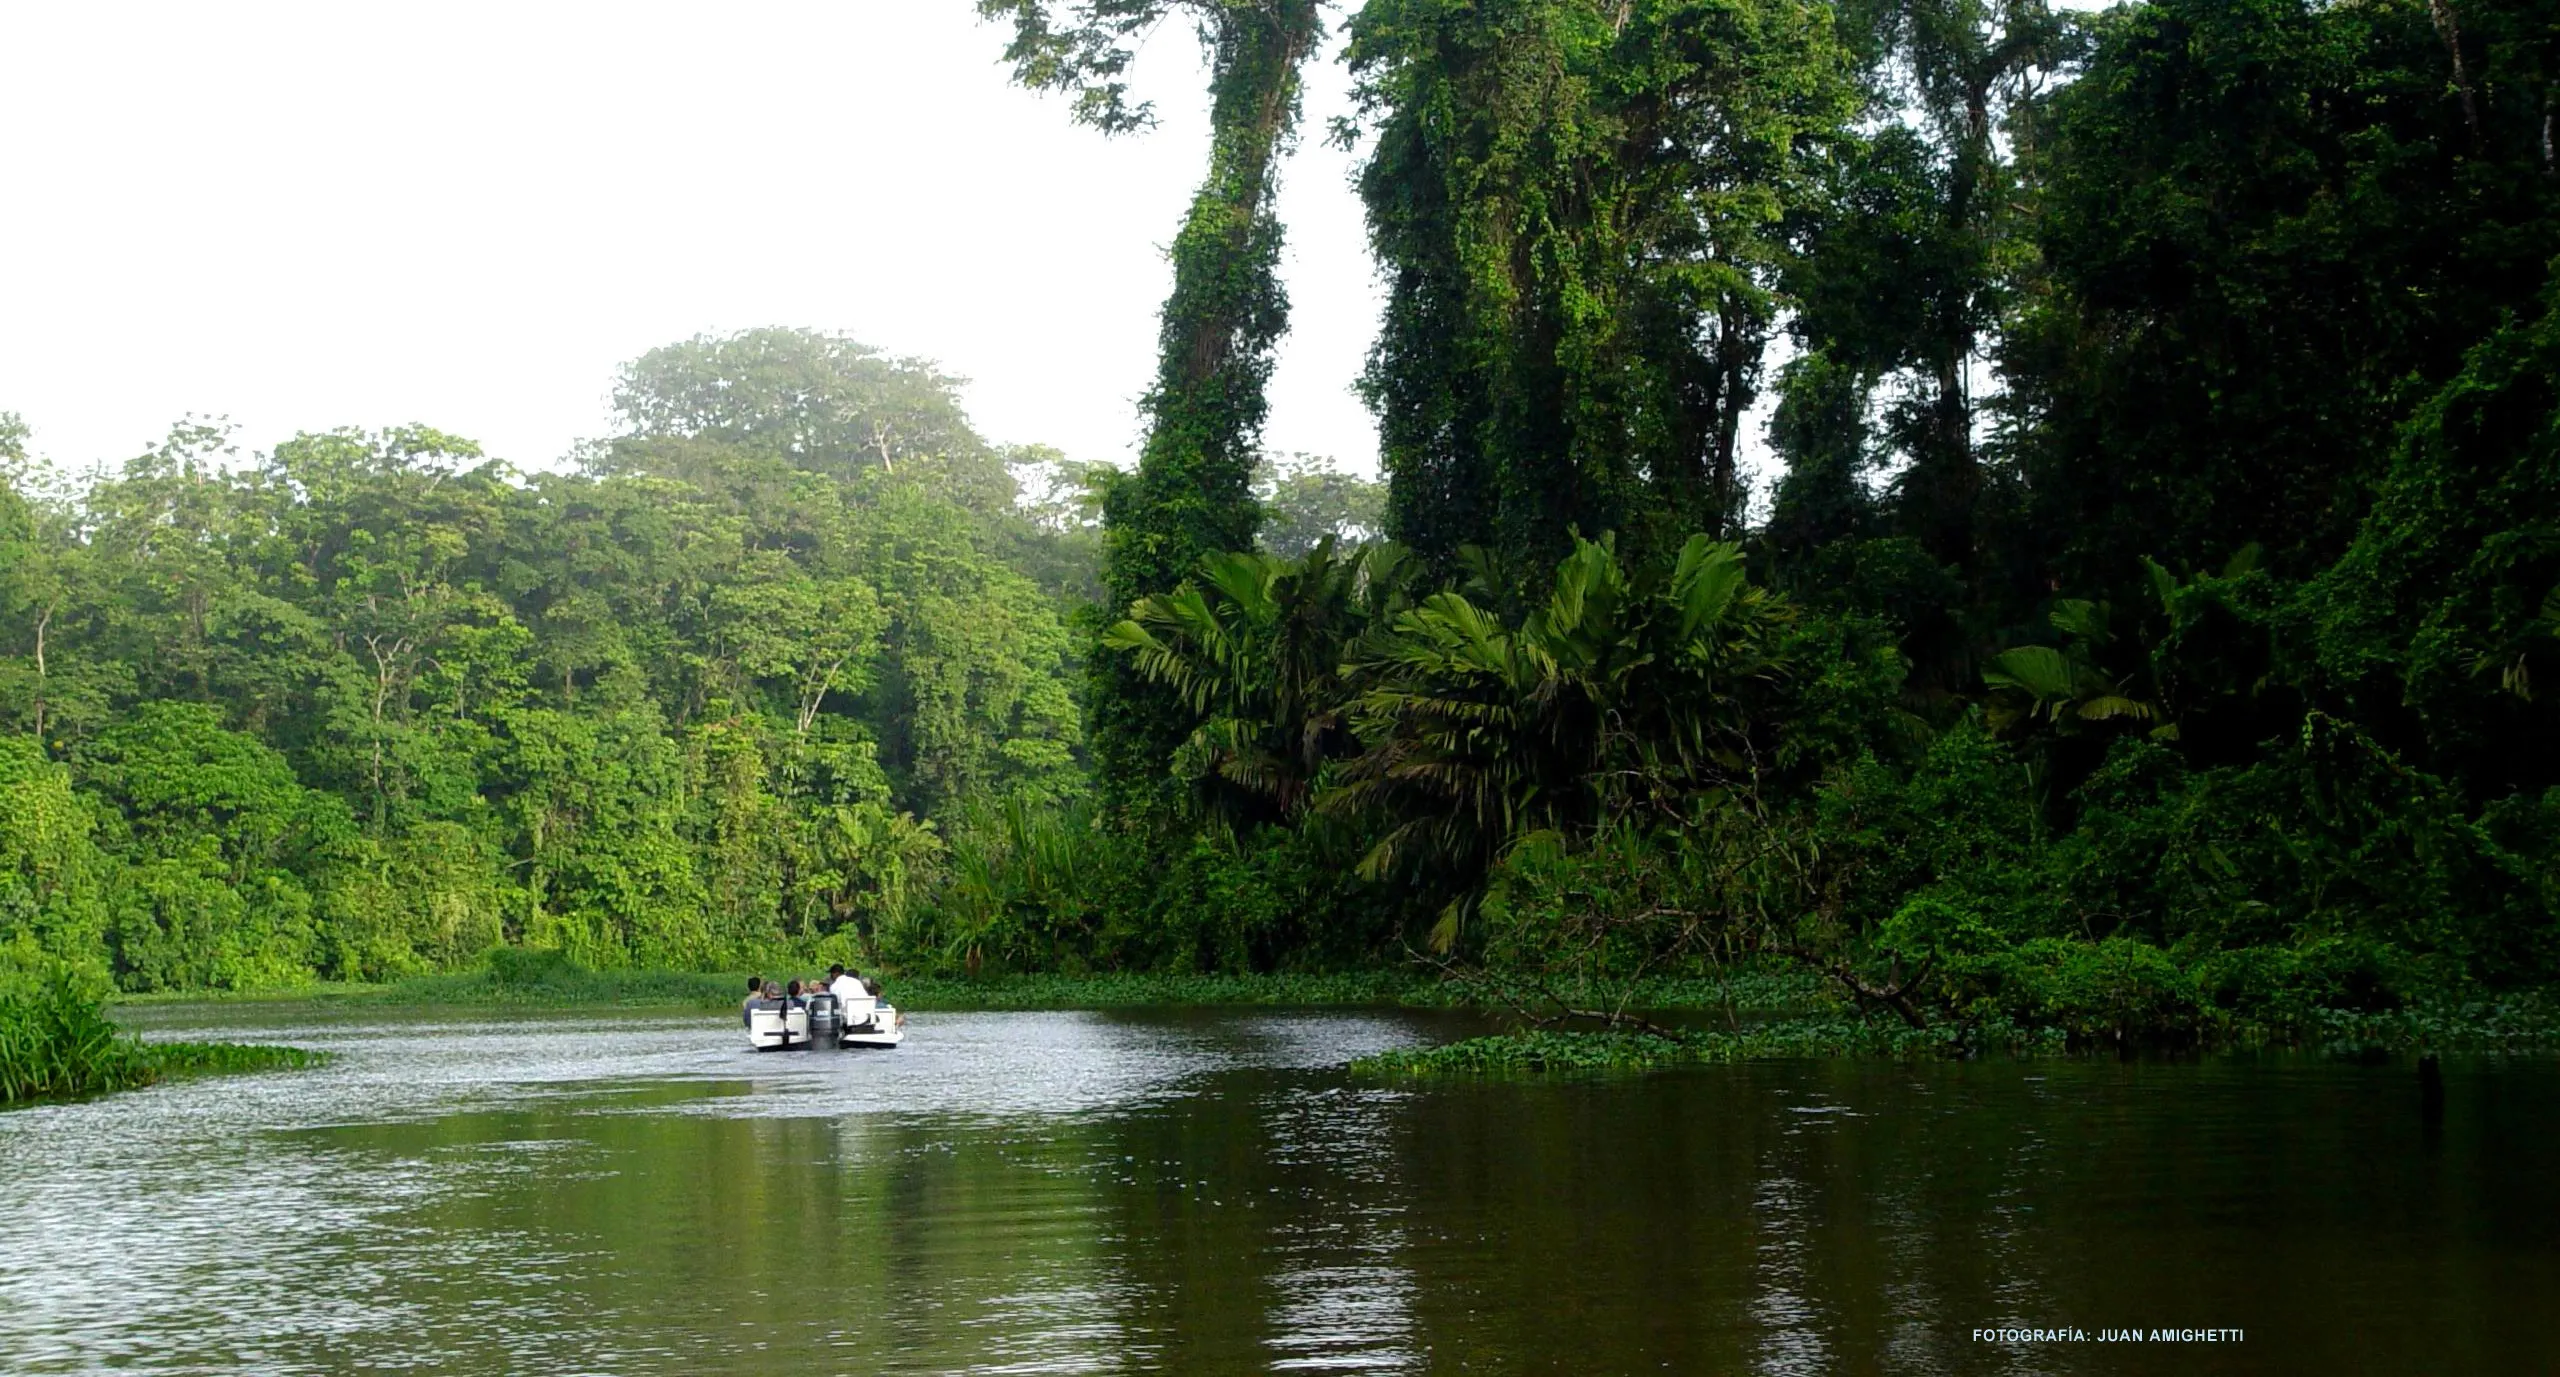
xmin=1 ymin=1005 xmax=2553 ymax=1374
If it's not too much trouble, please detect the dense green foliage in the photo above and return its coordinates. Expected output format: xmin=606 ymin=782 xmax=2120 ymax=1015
xmin=1367 ymin=0 xmax=2558 ymax=1047
xmin=0 ymin=318 xmax=1400 ymax=997
xmin=0 ymin=331 xmax=1107 ymax=990
xmin=1049 ymin=0 xmax=2560 ymax=1051
xmin=4 ymin=0 xmax=2555 ymax=1062
xmin=2013 ymin=0 xmax=2558 ymax=595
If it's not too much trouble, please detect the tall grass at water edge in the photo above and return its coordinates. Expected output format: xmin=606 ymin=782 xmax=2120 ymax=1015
xmin=112 ymin=945 xmax=1831 ymax=1017
xmin=381 ymin=947 xmax=751 ymax=1007
xmin=297 ymin=956 xmax=1451 ymax=1012
xmin=0 ymin=975 xmax=146 ymax=1101
xmin=2 ymin=970 xmax=321 ymax=1105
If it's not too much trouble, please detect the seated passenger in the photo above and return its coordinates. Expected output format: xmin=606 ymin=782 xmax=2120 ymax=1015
xmin=742 ymin=975 xmax=764 ymax=1026
xmin=784 ymin=979 xmax=805 ymax=1008
xmin=828 ymin=963 xmax=877 ymax=1025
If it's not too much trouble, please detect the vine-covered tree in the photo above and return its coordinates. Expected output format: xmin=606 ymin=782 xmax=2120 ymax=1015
xmin=983 ymin=0 xmax=1327 ymax=817
xmin=1349 ymin=0 xmax=1858 ymax=581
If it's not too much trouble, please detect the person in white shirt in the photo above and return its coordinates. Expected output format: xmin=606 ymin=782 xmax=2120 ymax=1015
xmin=828 ymin=964 xmax=876 ymax=1026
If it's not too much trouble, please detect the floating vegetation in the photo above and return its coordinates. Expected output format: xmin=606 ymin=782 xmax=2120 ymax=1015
xmin=889 ymin=971 xmax=1434 ymax=1011
xmin=2297 ymin=995 xmax=2560 ymax=1057
xmin=144 ymin=1042 xmax=330 ymax=1081
xmin=1350 ymin=1018 xmax=1999 ymax=1078
xmin=1355 ymin=992 xmax=2560 ymax=1078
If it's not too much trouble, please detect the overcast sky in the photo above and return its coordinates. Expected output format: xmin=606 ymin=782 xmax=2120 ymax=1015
xmin=1 ymin=1 xmax=1382 ymax=475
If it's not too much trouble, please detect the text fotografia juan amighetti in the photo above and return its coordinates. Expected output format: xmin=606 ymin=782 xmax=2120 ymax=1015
xmin=1973 ymin=1328 xmax=2247 ymax=1344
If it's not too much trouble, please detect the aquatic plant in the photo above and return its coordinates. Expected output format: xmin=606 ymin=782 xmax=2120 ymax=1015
xmin=1355 ymin=990 xmax=2560 ymax=1077
xmin=0 ymin=968 xmax=148 ymax=1102
xmin=143 ymin=1041 xmax=329 ymax=1080
xmin=1349 ymin=1017 xmax=2004 ymax=1078
xmin=2 ymin=961 xmax=324 ymax=1105
xmin=889 ymin=970 xmax=1434 ymax=1011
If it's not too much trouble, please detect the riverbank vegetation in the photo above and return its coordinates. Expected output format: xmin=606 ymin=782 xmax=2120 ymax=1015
xmin=1359 ymin=992 xmax=2560 ymax=1077
xmin=5 ymin=0 xmax=2557 ymax=1062
xmin=1 ymin=961 xmax=321 ymax=1105
xmin=104 ymin=951 xmax=1454 ymax=1013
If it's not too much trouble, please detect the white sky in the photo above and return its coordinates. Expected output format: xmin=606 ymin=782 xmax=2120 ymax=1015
xmin=0 ymin=1 xmax=1383 ymax=476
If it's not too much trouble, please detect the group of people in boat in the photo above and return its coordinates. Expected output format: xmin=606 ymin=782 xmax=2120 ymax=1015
xmin=741 ymin=964 xmax=882 ymax=1027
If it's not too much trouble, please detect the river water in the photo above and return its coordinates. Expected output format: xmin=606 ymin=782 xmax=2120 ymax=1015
xmin=2 ymin=1006 xmax=2553 ymax=1375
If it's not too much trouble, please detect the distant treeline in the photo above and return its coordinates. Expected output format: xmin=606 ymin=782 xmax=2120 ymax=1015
xmin=0 ymin=329 xmax=1385 ymax=989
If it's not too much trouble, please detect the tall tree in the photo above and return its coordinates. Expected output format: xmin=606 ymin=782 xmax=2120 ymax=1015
xmin=603 ymin=327 xmax=1017 ymax=513
xmin=1785 ymin=0 xmax=2077 ymax=580
xmin=984 ymin=0 xmax=1329 ymax=816
xmin=0 ymin=417 xmax=67 ymax=746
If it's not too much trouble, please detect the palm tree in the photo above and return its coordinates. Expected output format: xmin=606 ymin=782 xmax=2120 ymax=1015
xmin=1980 ymin=597 xmax=2164 ymax=734
xmin=1327 ymin=535 xmax=1793 ymax=926
xmin=1101 ymin=538 xmax=1409 ymax=818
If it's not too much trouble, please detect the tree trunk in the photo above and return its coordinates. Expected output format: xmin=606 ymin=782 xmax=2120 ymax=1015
xmin=2543 ymin=95 xmax=2554 ymax=175
xmin=30 ymin=601 xmax=50 ymax=746
xmin=1094 ymin=0 xmax=1323 ymax=817
xmin=2427 ymin=0 xmax=2484 ymax=154
xmin=1711 ymin=304 xmax=1747 ymax=534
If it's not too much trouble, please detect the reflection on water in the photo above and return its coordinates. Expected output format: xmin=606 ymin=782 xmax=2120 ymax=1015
xmin=1 ymin=1008 xmax=2555 ymax=1374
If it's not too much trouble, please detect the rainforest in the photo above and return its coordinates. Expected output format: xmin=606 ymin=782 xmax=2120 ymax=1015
xmin=5 ymin=0 xmax=2558 ymax=1082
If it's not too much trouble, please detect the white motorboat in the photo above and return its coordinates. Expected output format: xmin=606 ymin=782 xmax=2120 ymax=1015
xmin=745 ymin=990 xmax=904 ymax=1051
xmin=834 ymin=990 xmax=906 ymax=1049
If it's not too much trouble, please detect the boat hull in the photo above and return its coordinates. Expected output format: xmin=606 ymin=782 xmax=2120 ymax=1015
xmin=836 ymin=1001 xmax=904 ymax=1048
xmin=744 ymin=1000 xmax=902 ymax=1051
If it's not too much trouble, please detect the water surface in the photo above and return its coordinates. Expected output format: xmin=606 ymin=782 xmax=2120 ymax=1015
xmin=3 ymin=1006 xmax=2553 ymax=1374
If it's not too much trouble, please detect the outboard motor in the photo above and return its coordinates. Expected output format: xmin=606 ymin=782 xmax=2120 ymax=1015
xmin=807 ymin=991 xmax=842 ymax=1050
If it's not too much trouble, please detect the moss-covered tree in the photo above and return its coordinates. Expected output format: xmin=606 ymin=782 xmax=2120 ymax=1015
xmin=983 ymin=0 xmax=1328 ymax=816
xmin=1347 ymin=0 xmax=1856 ymax=583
